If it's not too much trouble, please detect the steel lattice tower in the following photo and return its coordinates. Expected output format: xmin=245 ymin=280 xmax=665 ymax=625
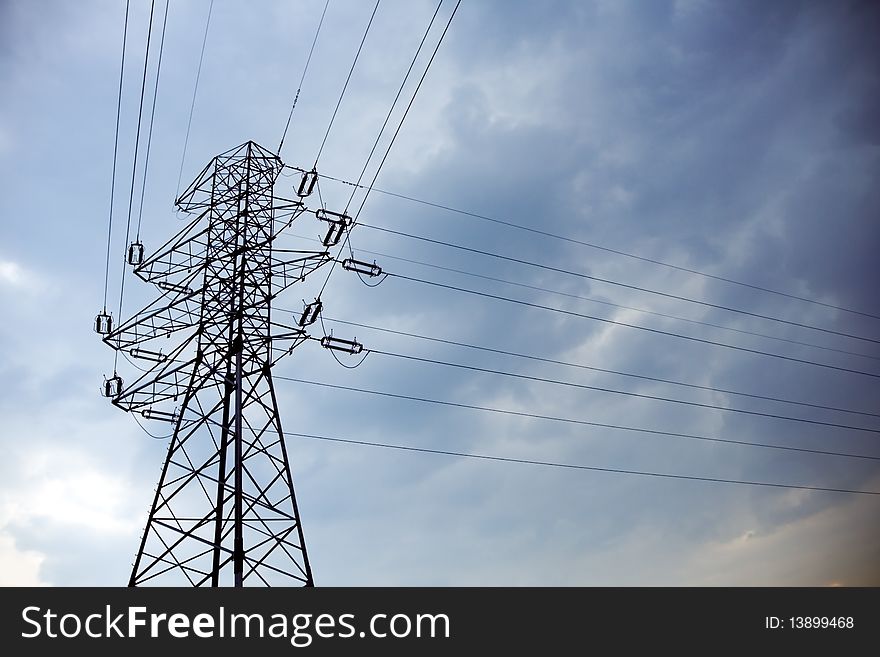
xmin=103 ymin=141 xmax=331 ymax=586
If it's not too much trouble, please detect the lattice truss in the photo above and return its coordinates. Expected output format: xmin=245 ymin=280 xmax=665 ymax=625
xmin=104 ymin=141 xmax=331 ymax=586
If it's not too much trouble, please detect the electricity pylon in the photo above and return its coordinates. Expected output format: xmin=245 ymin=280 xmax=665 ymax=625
xmin=101 ymin=141 xmax=332 ymax=586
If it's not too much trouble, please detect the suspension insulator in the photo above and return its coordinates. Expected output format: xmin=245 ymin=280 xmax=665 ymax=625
xmin=315 ymin=208 xmax=351 ymax=226
xmin=297 ymin=168 xmax=319 ymax=198
xmin=322 ymin=222 xmax=345 ymax=247
xmin=102 ymin=374 xmax=123 ymax=398
xmin=342 ymin=258 xmax=382 ymax=277
xmin=130 ymin=348 xmax=167 ymax=363
xmin=298 ymin=299 xmax=323 ymax=327
xmin=320 ymin=335 xmax=363 ymax=355
xmin=142 ymin=408 xmax=178 ymax=423
xmin=127 ymin=241 xmax=145 ymax=266
xmin=157 ymin=281 xmax=193 ymax=295
xmin=94 ymin=311 xmax=113 ymax=335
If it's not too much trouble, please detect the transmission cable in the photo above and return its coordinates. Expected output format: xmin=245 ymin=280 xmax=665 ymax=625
xmin=331 ymin=1 xmax=444 ymax=291
xmin=361 ymin=223 xmax=880 ymax=346
xmin=277 ymin=223 xmax=880 ymax=372
xmin=317 ymin=316 xmax=880 ymax=420
xmin=340 ymin=0 xmax=443 ymax=215
xmin=274 ymin=377 xmax=880 ymax=462
xmin=133 ymin=413 xmax=174 ymax=441
xmin=366 ymin=348 xmax=880 ymax=434
xmin=135 ymin=0 xmax=170 ymax=242
xmin=278 ymin=0 xmax=330 ymax=155
xmin=115 ymin=0 xmax=157 ymax=371
xmin=333 ymin=241 xmax=879 ymax=362
xmin=312 ymin=0 xmax=380 ymax=167
xmin=102 ymin=0 xmax=131 ymax=315
xmin=316 ymin=0 xmax=462 ymax=299
xmin=287 ymin=432 xmax=880 ymax=496
xmin=313 ymin=171 xmax=880 ymax=322
xmin=276 ymin=227 xmax=877 ymax=360
xmin=388 ymin=272 xmax=880 ymax=380
xmin=176 ymin=0 xmax=214 ymax=197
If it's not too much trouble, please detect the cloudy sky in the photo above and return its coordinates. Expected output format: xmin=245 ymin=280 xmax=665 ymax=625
xmin=1 ymin=0 xmax=879 ymax=586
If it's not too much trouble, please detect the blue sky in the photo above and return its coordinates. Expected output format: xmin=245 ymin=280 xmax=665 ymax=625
xmin=1 ymin=0 xmax=878 ymax=586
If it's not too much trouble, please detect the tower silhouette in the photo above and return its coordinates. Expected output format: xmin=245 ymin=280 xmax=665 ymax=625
xmin=103 ymin=141 xmax=329 ymax=586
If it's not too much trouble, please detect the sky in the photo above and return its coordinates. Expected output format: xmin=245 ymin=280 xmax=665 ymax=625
xmin=1 ymin=0 xmax=879 ymax=586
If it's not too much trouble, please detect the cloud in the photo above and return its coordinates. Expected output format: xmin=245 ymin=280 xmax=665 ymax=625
xmin=0 ymin=532 xmax=47 ymax=586
xmin=685 ymin=482 xmax=880 ymax=586
xmin=0 ymin=439 xmax=144 ymax=586
xmin=3 ymin=446 xmax=140 ymax=538
xmin=0 ymin=259 xmax=25 ymax=286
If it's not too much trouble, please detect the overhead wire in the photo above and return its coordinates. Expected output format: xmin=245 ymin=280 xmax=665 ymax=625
xmin=286 ymin=432 xmax=880 ymax=496
xmin=331 ymin=238 xmax=879 ymax=362
xmin=339 ymin=0 xmax=444 ymax=215
xmin=278 ymin=0 xmax=331 ymax=155
xmin=316 ymin=316 xmax=880 ymax=420
xmin=360 ymin=223 xmax=880 ymax=346
xmin=176 ymin=0 xmax=215 ymax=197
xmin=135 ymin=0 xmax=170 ymax=242
xmin=367 ymin=348 xmax=880 ymax=434
xmin=313 ymin=172 xmax=880 ymax=322
xmin=273 ymin=377 xmax=880 ymax=462
xmin=332 ymin=0 xmax=446 ymax=290
xmin=312 ymin=0 xmax=381 ymax=167
xmin=133 ymin=413 xmax=174 ymax=441
xmin=316 ymin=0 xmax=462 ymax=299
xmin=386 ymin=272 xmax=880 ymax=379
xmin=102 ymin=0 xmax=131 ymax=314
xmin=115 ymin=0 xmax=157 ymax=371
xmin=274 ymin=225 xmax=878 ymax=360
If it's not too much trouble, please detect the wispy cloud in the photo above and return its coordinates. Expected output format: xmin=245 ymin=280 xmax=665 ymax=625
xmin=0 ymin=259 xmax=25 ymax=286
xmin=0 ymin=532 xmax=47 ymax=586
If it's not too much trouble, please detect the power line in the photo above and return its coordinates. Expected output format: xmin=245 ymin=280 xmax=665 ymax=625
xmin=340 ymin=0 xmax=444 ymax=215
xmin=317 ymin=316 xmax=880 ymax=420
xmin=135 ymin=0 xmax=170 ymax=241
xmin=312 ymin=0 xmax=380 ymax=167
xmin=176 ymin=0 xmax=214 ymax=197
xmin=367 ymin=348 xmax=880 ymax=435
xmin=278 ymin=227 xmax=880 ymax=398
xmin=281 ymin=214 xmax=879 ymax=374
xmin=274 ymin=226 xmax=879 ymax=361
xmin=334 ymin=241 xmax=880 ymax=362
xmin=103 ymin=0 xmax=131 ymax=312
xmin=313 ymin=172 xmax=880 ymax=323
xmin=349 ymin=0 xmax=460 ymax=214
xmin=287 ymin=432 xmax=880 ymax=496
xmin=278 ymin=0 xmax=330 ymax=155
xmin=387 ymin=272 xmax=880 ymax=379
xmin=361 ymin=223 xmax=880 ymax=346
xmin=133 ymin=413 xmax=173 ymax=441
xmin=116 ymin=0 xmax=157 ymax=371
xmin=317 ymin=0 xmax=462 ymax=299
xmin=275 ymin=377 xmax=880 ymax=462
